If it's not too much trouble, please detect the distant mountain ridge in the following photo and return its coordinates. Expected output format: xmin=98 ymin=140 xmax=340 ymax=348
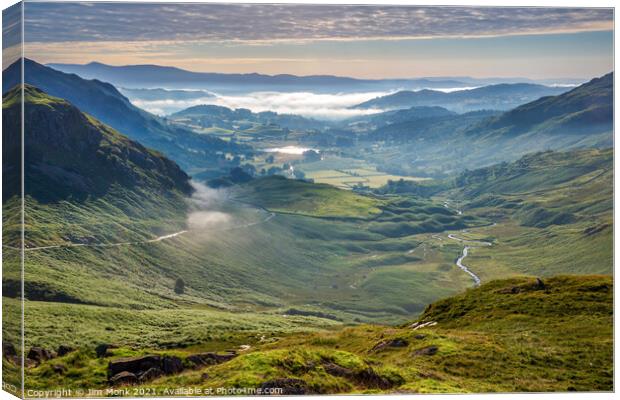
xmin=3 ymin=59 xmax=241 ymax=175
xmin=346 ymin=105 xmax=456 ymax=127
xmin=46 ymin=61 xmax=474 ymax=93
xmin=119 ymin=87 xmax=215 ymax=101
xmin=355 ymin=72 xmax=612 ymax=177
xmin=466 ymin=72 xmax=613 ymax=139
xmin=352 ymin=83 xmax=570 ymax=112
xmin=2 ymin=84 xmax=192 ymax=202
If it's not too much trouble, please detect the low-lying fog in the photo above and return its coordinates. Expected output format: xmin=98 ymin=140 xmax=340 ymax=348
xmin=186 ymin=182 xmax=233 ymax=232
xmin=128 ymin=90 xmax=388 ymax=119
xmin=124 ymin=86 xmax=480 ymax=119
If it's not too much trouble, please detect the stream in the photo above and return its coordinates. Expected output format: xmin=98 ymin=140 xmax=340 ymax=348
xmin=447 ymin=233 xmax=492 ymax=286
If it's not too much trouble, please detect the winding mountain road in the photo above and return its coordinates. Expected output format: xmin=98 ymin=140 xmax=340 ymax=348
xmin=4 ymin=209 xmax=276 ymax=252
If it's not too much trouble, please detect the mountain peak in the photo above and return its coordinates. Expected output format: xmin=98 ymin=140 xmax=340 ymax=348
xmin=3 ymin=85 xmax=193 ymax=202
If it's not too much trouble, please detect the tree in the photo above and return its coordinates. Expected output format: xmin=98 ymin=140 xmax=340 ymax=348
xmin=293 ymin=169 xmax=306 ymax=180
xmin=303 ymin=150 xmax=321 ymax=162
xmin=174 ymin=278 xmax=185 ymax=295
xmin=230 ymin=167 xmax=253 ymax=183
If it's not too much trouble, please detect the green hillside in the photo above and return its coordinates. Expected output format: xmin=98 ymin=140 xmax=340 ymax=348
xmin=470 ymin=73 xmax=612 ymax=138
xmin=360 ymin=73 xmax=612 ymax=176
xmin=3 ymin=85 xmax=192 ymax=203
xmin=2 ymin=59 xmax=242 ymax=176
xmin=20 ymin=275 xmax=612 ymax=393
xmin=239 ymin=176 xmax=383 ymax=218
xmin=439 ymin=148 xmax=612 ymax=281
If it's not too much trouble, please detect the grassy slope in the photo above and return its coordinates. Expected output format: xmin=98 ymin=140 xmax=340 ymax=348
xmin=4 ymin=171 xmax=489 ymax=397
xmin=444 ymin=148 xmax=612 ymax=281
xmin=471 ymin=73 xmax=612 ymax=138
xmin=23 ymin=275 xmax=610 ymax=393
xmin=238 ymin=175 xmax=383 ymax=218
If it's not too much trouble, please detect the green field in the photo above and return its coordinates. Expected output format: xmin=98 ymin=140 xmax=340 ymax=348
xmin=296 ymin=155 xmax=429 ymax=189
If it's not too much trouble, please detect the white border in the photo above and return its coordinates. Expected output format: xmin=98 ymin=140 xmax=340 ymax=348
xmin=0 ymin=1 xmax=616 ymax=400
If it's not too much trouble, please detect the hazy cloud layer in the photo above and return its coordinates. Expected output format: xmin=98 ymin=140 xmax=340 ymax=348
xmin=25 ymin=4 xmax=612 ymax=43
xmin=130 ymin=91 xmax=392 ymax=119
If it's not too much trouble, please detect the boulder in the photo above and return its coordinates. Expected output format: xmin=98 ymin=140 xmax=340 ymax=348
xmin=27 ymin=347 xmax=54 ymax=363
xmin=260 ymin=378 xmax=309 ymax=395
xmin=162 ymin=356 xmax=183 ymax=375
xmin=109 ymin=371 xmax=138 ymax=386
xmin=108 ymin=355 xmax=161 ymax=377
xmin=52 ymin=364 xmax=67 ymax=374
xmin=3 ymin=342 xmax=17 ymax=359
xmin=371 ymin=338 xmax=408 ymax=352
xmin=410 ymin=321 xmax=437 ymax=330
xmin=95 ymin=343 xmax=117 ymax=358
xmin=356 ymin=368 xmax=393 ymax=389
xmin=57 ymin=345 xmax=74 ymax=357
xmin=323 ymin=362 xmax=353 ymax=378
xmin=370 ymin=341 xmax=388 ymax=352
xmin=414 ymin=345 xmax=438 ymax=356
xmin=187 ymin=352 xmax=236 ymax=367
xmin=388 ymin=338 xmax=408 ymax=348
xmin=138 ymin=367 xmax=163 ymax=382
xmin=323 ymin=362 xmax=393 ymax=389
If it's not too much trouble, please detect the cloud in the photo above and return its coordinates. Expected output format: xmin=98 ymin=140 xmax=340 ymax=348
xmin=129 ymin=96 xmax=215 ymax=116
xmin=186 ymin=182 xmax=233 ymax=232
xmin=187 ymin=211 xmax=231 ymax=231
xmin=24 ymin=4 xmax=612 ymax=43
xmin=129 ymin=91 xmax=392 ymax=119
xmin=188 ymin=181 xmax=228 ymax=209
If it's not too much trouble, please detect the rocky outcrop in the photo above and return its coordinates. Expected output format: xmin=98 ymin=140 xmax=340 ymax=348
xmin=96 ymin=343 xmax=117 ymax=358
xmin=109 ymin=371 xmax=138 ymax=386
xmin=57 ymin=345 xmax=74 ymax=357
xmin=162 ymin=356 xmax=184 ymax=375
xmin=371 ymin=338 xmax=409 ymax=352
xmin=409 ymin=321 xmax=437 ymax=330
xmin=139 ymin=367 xmax=163 ymax=382
xmin=52 ymin=364 xmax=68 ymax=374
xmin=27 ymin=347 xmax=55 ymax=363
xmin=2 ymin=342 xmax=16 ymax=359
xmin=322 ymin=362 xmax=394 ymax=389
xmin=186 ymin=352 xmax=236 ymax=367
xmin=413 ymin=345 xmax=438 ymax=356
xmin=108 ymin=355 xmax=162 ymax=378
xmin=260 ymin=378 xmax=310 ymax=395
xmin=106 ymin=350 xmax=238 ymax=386
xmin=107 ymin=355 xmax=186 ymax=385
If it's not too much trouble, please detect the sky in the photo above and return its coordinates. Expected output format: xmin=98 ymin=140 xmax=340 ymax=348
xmin=3 ymin=3 xmax=614 ymax=79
